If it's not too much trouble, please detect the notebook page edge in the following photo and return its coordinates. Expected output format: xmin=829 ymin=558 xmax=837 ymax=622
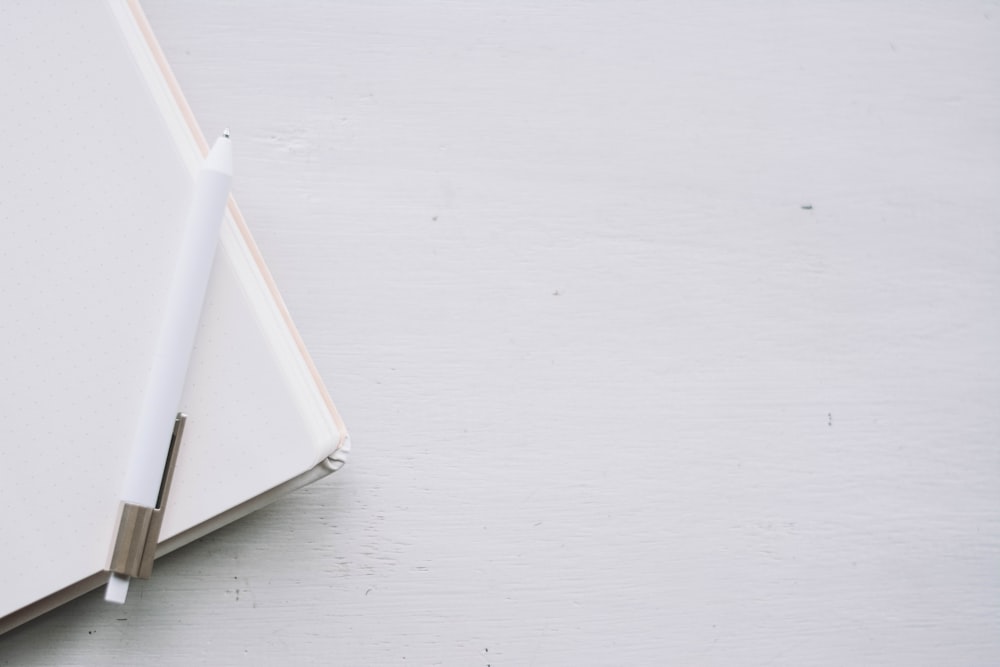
xmin=122 ymin=0 xmax=350 ymax=461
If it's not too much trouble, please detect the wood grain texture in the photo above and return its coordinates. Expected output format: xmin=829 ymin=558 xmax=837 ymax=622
xmin=2 ymin=1 xmax=999 ymax=664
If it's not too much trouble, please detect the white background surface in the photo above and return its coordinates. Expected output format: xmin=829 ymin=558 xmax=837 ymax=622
xmin=2 ymin=1 xmax=999 ymax=664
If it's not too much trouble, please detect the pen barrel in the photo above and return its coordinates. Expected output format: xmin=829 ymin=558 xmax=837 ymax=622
xmin=120 ymin=164 xmax=231 ymax=507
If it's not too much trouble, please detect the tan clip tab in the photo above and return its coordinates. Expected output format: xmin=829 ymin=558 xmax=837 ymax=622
xmin=108 ymin=413 xmax=186 ymax=579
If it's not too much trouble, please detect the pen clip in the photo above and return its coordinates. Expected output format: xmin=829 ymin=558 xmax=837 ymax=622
xmin=108 ymin=413 xmax=186 ymax=579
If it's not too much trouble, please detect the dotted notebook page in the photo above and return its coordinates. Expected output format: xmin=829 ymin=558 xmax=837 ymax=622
xmin=0 ymin=1 xmax=344 ymax=622
xmin=0 ymin=2 xmax=191 ymax=618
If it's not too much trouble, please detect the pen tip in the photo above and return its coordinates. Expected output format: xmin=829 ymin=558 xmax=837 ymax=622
xmin=223 ymin=128 xmax=230 ymax=139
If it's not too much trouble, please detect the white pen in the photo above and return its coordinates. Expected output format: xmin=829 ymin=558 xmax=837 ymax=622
xmin=105 ymin=131 xmax=233 ymax=604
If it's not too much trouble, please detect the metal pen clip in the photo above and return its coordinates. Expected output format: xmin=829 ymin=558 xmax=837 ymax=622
xmin=108 ymin=413 xmax=186 ymax=579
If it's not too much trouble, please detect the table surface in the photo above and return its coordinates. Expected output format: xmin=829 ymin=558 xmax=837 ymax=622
xmin=2 ymin=1 xmax=999 ymax=664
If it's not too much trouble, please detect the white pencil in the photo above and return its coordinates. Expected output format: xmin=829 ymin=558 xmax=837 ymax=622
xmin=105 ymin=131 xmax=233 ymax=604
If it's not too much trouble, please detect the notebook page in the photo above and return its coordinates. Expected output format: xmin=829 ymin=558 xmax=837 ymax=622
xmin=0 ymin=1 xmax=192 ymax=617
xmin=1 ymin=1 xmax=345 ymax=621
xmin=108 ymin=0 xmax=346 ymax=542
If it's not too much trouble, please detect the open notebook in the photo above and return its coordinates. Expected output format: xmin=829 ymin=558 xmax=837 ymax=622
xmin=0 ymin=0 xmax=349 ymax=633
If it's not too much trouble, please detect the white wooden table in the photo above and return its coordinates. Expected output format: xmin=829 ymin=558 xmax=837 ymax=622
xmin=2 ymin=2 xmax=998 ymax=664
